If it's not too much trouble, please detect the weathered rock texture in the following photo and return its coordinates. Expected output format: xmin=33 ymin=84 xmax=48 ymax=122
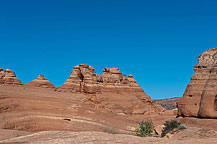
xmin=0 ymin=68 xmax=22 ymax=85
xmin=178 ymin=48 xmax=217 ymax=118
xmin=61 ymin=65 xmax=143 ymax=94
xmin=61 ymin=64 xmax=164 ymax=115
xmin=25 ymin=75 xmax=55 ymax=88
xmin=0 ymin=65 xmax=173 ymax=134
xmin=61 ymin=64 xmax=97 ymax=93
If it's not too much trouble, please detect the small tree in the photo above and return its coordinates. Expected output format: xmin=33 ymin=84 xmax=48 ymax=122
xmin=161 ymin=119 xmax=186 ymax=137
xmin=135 ymin=121 xmax=154 ymax=137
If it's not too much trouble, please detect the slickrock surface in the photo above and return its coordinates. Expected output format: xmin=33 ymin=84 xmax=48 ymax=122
xmin=0 ymin=68 xmax=22 ymax=85
xmin=177 ymin=48 xmax=217 ymax=118
xmin=1 ymin=128 xmax=217 ymax=144
xmin=180 ymin=117 xmax=217 ymax=131
xmin=25 ymin=75 xmax=55 ymax=88
xmin=0 ymin=85 xmax=173 ymax=133
xmin=0 ymin=128 xmax=30 ymax=141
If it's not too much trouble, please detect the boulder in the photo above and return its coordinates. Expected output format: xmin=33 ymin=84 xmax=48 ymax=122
xmin=154 ymin=125 xmax=165 ymax=136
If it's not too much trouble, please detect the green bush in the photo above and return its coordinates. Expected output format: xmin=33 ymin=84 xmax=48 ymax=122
xmin=178 ymin=123 xmax=187 ymax=130
xmin=161 ymin=119 xmax=186 ymax=137
xmin=135 ymin=121 xmax=154 ymax=137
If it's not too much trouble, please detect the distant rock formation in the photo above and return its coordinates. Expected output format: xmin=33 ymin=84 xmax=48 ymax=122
xmin=25 ymin=75 xmax=55 ymax=88
xmin=156 ymin=97 xmax=180 ymax=110
xmin=178 ymin=47 xmax=217 ymax=118
xmin=0 ymin=68 xmax=22 ymax=85
xmin=61 ymin=64 xmax=143 ymax=94
xmin=61 ymin=64 xmax=164 ymax=115
xmin=0 ymin=65 xmax=164 ymax=115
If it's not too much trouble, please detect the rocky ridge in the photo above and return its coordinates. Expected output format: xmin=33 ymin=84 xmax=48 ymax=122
xmin=0 ymin=65 xmax=164 ymax=117
xmin=60 ymin=64 xmax=143 ymax=94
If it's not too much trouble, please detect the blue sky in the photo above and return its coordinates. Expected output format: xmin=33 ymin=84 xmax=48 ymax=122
xmin=0 ymin=0 xmax=217 ymax=99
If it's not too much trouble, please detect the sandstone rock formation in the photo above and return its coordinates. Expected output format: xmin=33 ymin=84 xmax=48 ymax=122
xmin=61 ymin=64 xmax=97 ymax=93
xmin=0 ymin=65 xmax=173 ymax=134
xmin=25 ymin=75 xmax=55 ymax=88
xmin=0 ymin=68 xmax=22 ymax=85
xmin=99 ymin=68 xmax=142 ymax=92
xmin=61 ymin=65 xmax=143 ymax=93
xmin=178 ymin=47 xmax=217 ymax=118
xmin=61 ymin=64 xmax=164 ymax=115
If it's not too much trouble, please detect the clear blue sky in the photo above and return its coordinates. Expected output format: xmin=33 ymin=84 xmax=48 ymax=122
xmin=0 ymin=0 xmax=217 ymax=99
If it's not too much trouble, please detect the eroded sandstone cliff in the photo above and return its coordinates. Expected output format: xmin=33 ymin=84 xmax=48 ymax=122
xmin=0 ymin=65 xmax=168 ymax=132
xmin=178 ymin=48 xmax=217 ymax=118
xmin=61 ymin=64 xmax=97 ymax=93
xmin=59 ymin=64 xmax=164 ymax=115
xmin=0 ymin=65 xmax=164 ymax=117
xmin=60 ymin=64 xmax=143 ymax=94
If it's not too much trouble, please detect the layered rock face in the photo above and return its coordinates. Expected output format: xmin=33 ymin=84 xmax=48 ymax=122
xmin=61 ymin=65 xmax=143 ymax=94
xmin=0 ymin=65 xmax=168 ymax=133
xmin=61 ymin=64 xmax=97 ymax=93
xmin=99 ymin=68 xmax=141 ymax=90
xmin=25 ymin=75 xmax=55 ymax=88
xmin=61 ymin=64 xmax=164 ymax=115
xmin=0 ymin=68 xmax=22 ymax=85
xmin=0 ymin=65 xmax=164 ymax=116
xmin=178 ymin=48 xmax=217 ymax=118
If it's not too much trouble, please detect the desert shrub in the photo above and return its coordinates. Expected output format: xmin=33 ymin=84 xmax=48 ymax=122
xmin=135 ymin=121 xmax=154 ymax=137
xmin=178 ymin=123 xmax=187 ymax=130
xmin=161 ymin=119 xmax=186 ymax=137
